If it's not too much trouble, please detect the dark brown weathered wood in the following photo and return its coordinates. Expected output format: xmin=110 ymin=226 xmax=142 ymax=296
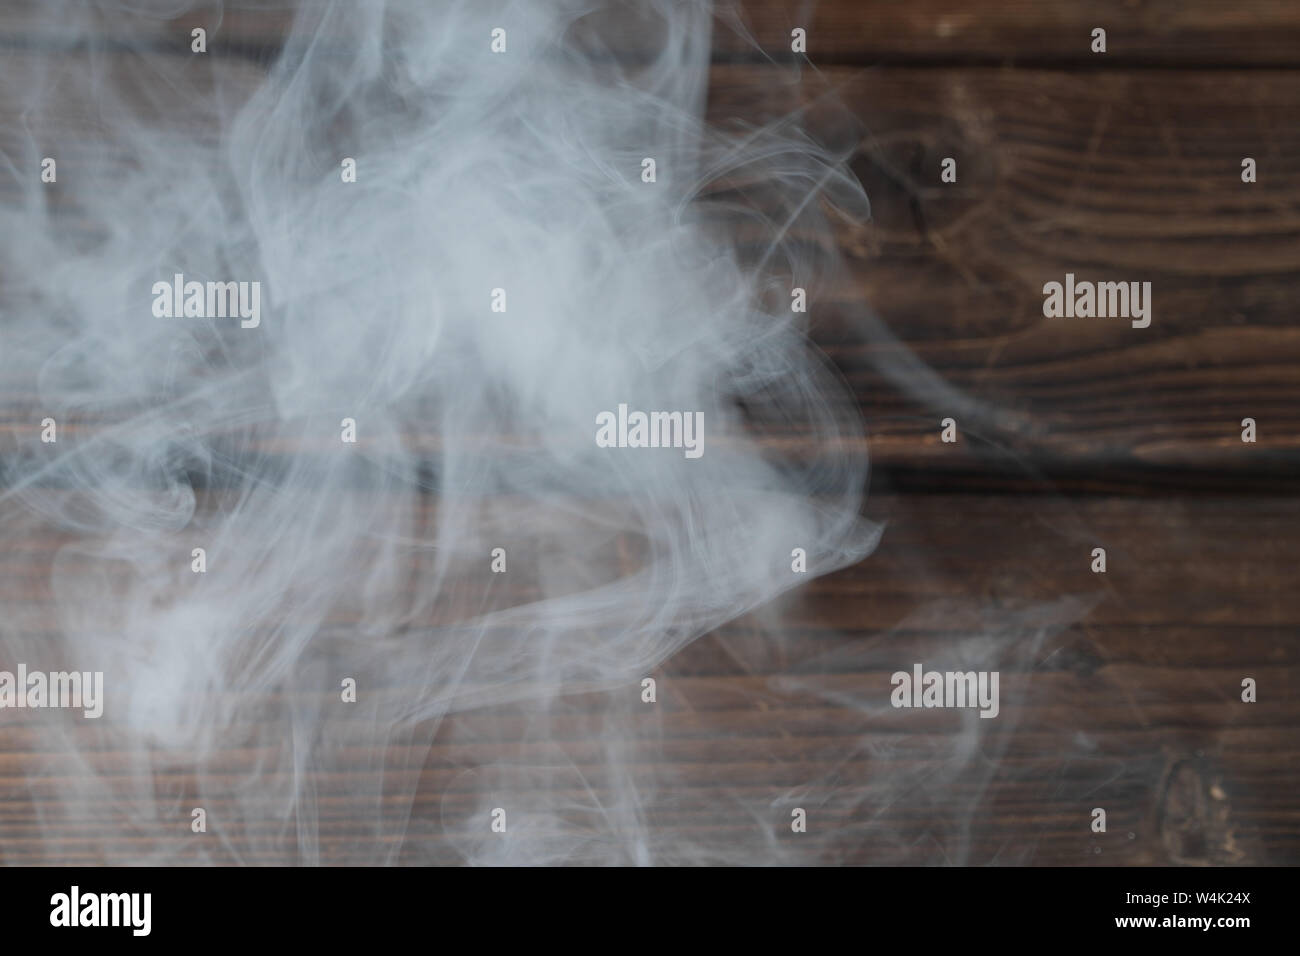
xmin=710 ymin=65 xmax=1300 ymax=487
xmin=5 ymin=1 xmax=1299 ymax=67
xmin=4 ymin=62 xmax=1297 ymax=488
xmin=1 ymin=3 xmax=1297 ymax=867
xmin=0 ymin=494 xmax=1294 ymax=864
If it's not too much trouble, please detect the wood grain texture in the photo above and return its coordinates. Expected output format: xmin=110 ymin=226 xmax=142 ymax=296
xmin=1 ymin=494 xmax=1294 ymax=864
xmin=4 ymin=62 xmax=1296 ymax=488
xmin=6 ymin=2 xmax=1299 ymax=66
xmin=708 ymin=65 xmax=1300 ymax=487
xmin=0 ymin=1 xmax=1297 ymax=865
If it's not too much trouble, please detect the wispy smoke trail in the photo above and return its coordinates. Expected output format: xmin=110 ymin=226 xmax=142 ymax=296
xmin=0 ymin=0 xmax=884 ymax=864
xmin=0 ymin=1 xmax=1097 ymax=865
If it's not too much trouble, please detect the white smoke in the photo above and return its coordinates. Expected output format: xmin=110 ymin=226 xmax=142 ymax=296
xmin=0 ymin=0 xmax=1096 ymax=865
xmin=0 ymin=0 xmax=883 ymax=864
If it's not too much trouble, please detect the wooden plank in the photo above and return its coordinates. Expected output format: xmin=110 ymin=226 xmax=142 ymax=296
xmin=4 ymin=1 xmax=1299 ymax=67
xmin=0 ymin=493 xmax=1294 ymax=864
xmin=4 ymin=63 xmax=1296 ymax=489
xmin=714 ymin=0 xmax=1300 ymax=66
xmin=711 ymin=65 xmax=1300 ymax=486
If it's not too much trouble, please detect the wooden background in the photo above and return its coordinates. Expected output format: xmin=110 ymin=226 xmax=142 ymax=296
xmin=0 ymin=1 xmax=1297 ymax=865
xmin=708 ymin=0 xmax=1300 ymax=866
